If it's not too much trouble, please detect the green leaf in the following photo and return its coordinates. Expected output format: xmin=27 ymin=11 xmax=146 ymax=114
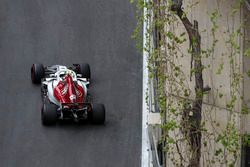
xmin=244 ymin=48 xmax=250 ymax=57
xmin=216 ymin=63 xmax=224 ymax=75
xmin=247 ymin=70 xmax=250 ymax=78
xmin=215 ymin=148 xmax=223 ymax=156
xmin=242 ymin=106 xmax=249 ymax=115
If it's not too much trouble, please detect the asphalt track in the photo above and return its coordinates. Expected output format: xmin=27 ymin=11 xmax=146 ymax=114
xmin=0 ymin=1 xmax=142 ymax=167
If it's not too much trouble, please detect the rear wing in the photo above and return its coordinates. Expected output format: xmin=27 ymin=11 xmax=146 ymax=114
xmin=61 ymin=102 xmax=92 ymax=109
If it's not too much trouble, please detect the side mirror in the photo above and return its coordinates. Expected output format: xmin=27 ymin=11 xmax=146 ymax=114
xmin=77 ymin=74 xmax=82 ymax=77
xmin=50 ymin=74 xmax=56 ymax=78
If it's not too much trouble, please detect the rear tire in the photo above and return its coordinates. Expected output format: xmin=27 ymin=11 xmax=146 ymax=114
xmin=41 ymin=101 xmax=58 ymax=126
xmin=31 ymin=64 xmax=44 ymax=84
xmin=78 ymin=63 xmax=91 ymax=80
xmin=91 ymin=104 xmax=105 ymax=124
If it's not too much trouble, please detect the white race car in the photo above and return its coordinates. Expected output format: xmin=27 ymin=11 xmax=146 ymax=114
xmin=31 ymin=64 xmax=105 ymax=125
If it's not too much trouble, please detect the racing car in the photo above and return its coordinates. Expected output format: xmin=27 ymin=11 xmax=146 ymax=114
xmin=31 ymin=63 xmax=105 ymax=126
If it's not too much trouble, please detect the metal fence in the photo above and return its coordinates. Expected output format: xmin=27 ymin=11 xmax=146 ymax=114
xmin=143 ymin=0 xmax=164 ymax=166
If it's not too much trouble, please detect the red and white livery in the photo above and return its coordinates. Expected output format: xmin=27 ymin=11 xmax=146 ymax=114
xmin=31 ymin=64 xmax=105 ymax=126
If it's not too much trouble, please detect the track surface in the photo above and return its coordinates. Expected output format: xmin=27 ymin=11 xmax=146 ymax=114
xmin=0 ymin=1 xmax=141 ymax=167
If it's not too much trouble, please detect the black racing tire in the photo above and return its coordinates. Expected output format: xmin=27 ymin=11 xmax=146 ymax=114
xmin=91 ymin=104 xmax=105 ymax=124
xmin=41 ymin=102 xmax=58 ymax=126
xmin=78 ymin=63 xmax=91 ymax=80
xmin=31 ymin=64 xmax=44 ymax=84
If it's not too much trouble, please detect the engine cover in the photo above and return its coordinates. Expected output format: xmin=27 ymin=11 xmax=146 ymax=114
xmin=54 ymin=74 xmax=85 ymax=103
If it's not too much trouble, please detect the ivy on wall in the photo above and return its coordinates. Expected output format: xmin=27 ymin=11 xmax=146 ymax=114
xmin=131 ymin=0 xmax=250 ymax=166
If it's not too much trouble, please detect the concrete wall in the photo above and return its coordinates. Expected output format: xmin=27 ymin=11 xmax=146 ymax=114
xmin=171 ymin=0 xmax=243 ymax=110
xmin=242 ymin=4 xmax=250 ymax=134
xmin=165 ymin=0 xmax=247 ymax=166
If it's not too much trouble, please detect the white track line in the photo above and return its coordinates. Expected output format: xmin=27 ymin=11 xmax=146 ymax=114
xmin=141 ymin=0 xmax=150 ymax=166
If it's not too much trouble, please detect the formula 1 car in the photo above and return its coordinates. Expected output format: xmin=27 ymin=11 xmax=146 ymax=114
xmin=31 ymin=64 xmax=105 ymax=126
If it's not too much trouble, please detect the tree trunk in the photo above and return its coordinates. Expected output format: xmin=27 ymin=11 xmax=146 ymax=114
xmin=173 ymin=7 xmax=204 ymax=167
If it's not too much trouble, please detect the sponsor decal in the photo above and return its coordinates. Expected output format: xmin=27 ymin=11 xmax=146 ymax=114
xmin=76 ymin=89 xmax=83 ymax=97
xmin=69 ymin=94 xmax=76 ymax=101
xmin=62 ymin=85 xmax=68 ymax=96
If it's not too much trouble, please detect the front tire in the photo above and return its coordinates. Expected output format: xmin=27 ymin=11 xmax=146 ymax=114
xmin=41 ymin=102 xmax=58 ymax=126
xmin=91 ymin=104 xmax=105 ymax=124
xmin=78 ymin=63 xmax=91 ymax=80
xmin=31 ymin=64 xmax=44 ymax=84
